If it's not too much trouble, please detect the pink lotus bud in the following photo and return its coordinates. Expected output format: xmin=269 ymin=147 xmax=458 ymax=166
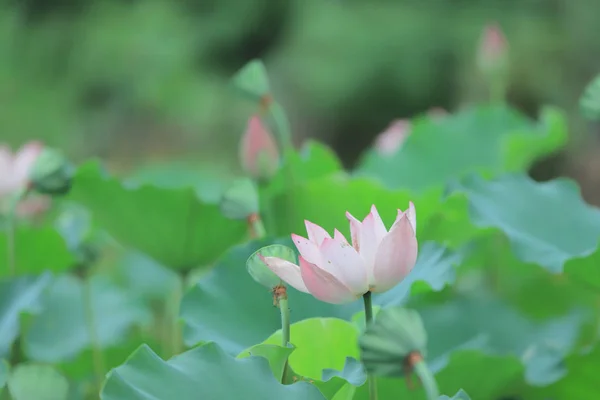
xmin=260 ymin=203 xmax=418 ymax=304
xmin=477 ymin=23 xmax=509 ymax=76
xmin=373 ymin=120 xmax=411 ymax=156
xmin=0 ymin=141 xmax=50 ymax=217
xmin=239 ymin=115 xmax=280 ymax=180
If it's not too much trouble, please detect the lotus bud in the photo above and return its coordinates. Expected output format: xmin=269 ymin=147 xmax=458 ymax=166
xmin=239 ymin=116 xmax=280 ymax=180
xmin=358 ymin=307 xmax=427 ymax=377
xmin=29 ymin=148 xmax=74 ymax=196
xmin=476 ymin=22 xmax=509 ymax=79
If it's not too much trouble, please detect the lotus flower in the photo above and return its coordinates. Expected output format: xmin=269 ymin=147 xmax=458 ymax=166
xmin=477 ymin=22 xmax=509 ymax=76
xmin=0 ymin=141 xmax=49 ymax=216
xmin=239 ymin=115 xmax=280 ymax=180
xmin=260 ymin=203 xmax=418 ymax=304
xmin=374 ymin=120 xmax=411 ymax=156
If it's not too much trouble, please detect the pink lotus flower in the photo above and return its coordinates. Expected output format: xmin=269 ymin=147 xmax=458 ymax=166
xmin=0 ymin=141 xmax=50 ymax=217
xmin=374 ymin=120 xmax=411 ymax=156
xmin=239 ymin=115 xmax=280 ymax=180
xmin=477 ymin=22 xmax=509 ymax=75
xmin=260 ymin=203 xmax=418 ymax=304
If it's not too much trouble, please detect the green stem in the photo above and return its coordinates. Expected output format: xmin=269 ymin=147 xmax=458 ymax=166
xmin=413 ymin=360 xmax=439 ymax=400
xmin=83 ymin=276 xmax=105 ymax=396
xmin=168 ymin=277 xmax=184 ymax=357
xmin=249 ymin=215 xmax=267 ymax=239
xmin=363 ymin=292 xmax=378 ymax=400
xmin=490 ymin=76 xmax=507 ymax=104
xmin=6 ymin=213 xmax=15 ymax=277
xmin=278 ymin=290 xmax=291 ymax=384
xmin=5 ymin=187 xmax=29 ymax=276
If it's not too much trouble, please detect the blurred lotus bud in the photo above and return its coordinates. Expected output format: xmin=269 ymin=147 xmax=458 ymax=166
xmin=476 ymin=22 xmax=509 ymax=78
xmin=0 ymin=141 xmax=51 ymax=217
xmin=231 ymin=59 xmax=271 ymax=102
xmin=29 ymin=148 xmax=74 ymax=196
xmin=373 ymin=120 xmax=411 ymax=156
xmin=220 ymin=178 xmax=259 ymax=220
xmin=246 ymin=244 xmax=297 ymax=289
xmin=239 ymin=116 xmax=280 ymax=180
xmin=359 ymin=306 xmax=427 ymax=377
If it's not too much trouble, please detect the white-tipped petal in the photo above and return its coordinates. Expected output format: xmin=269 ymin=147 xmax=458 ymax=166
xmin=290 ymin=233 xmax=323 ymax=265
xmin=359 ymin=205 xmax=388 ymax=283
xmin=345 ymin=211 xmax=362 ymax=251
xmin=304 ymin=220 xmax=331 ymax=245
xmin=260 ymin=256 xmax=309 ymax=293
xmin=371 ymin=214 xmax=418 ymax=293
xmin=333 ymin=229 xmax=349 ymax=245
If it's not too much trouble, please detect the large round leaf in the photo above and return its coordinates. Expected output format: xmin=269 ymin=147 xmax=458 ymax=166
xmin=180 ymin=238 xmax=461 ymax=354
xmin=7 ymin=364 xmax=69 ymax=400
xmin=268 ymin=173 xmax=442 ymax=241
xmin=240 ymin=343 xmax=366 ymax=400
xmin=452 ymin=173 xmax=600 ymax=272
xmin=68 ymin=161 xmax=247 ymax=269
xmin=0 ymin=225 xmax=74 ymax=277
xmin=262 ymin=318 xmax=360 ymax=379
xmin=356 ymin=105 xmax=566 ymax=191
xmin=100 ymin=342 xmax=325 ymax=400
xmin=0 ymin=273 xmax=51 ymax=357
xmin=23 ymin=274 xmax=151 ymax=362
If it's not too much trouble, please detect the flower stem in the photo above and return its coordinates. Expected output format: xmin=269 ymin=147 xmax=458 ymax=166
xmin=363 ymin=291 xmax=378 ymax=400
xmin=247 ymin=213 xmax=267 ymax=239
xmin=168 ymin=277 xmax=183 ymax=357
xmin=83 ymin=275 xmax=105 ymax=396
xmin=5 ymin=187 xmax=29 ymax=276
xmin=275 ymin=285 xmax=291 ymax=384
xmin=413 ymin=358 xmax=439 ymax=400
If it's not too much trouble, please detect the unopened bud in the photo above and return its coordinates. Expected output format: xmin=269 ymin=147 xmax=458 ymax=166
xmin=247 ymin=244 xmax=296 ymax=289
xmin=29 ymin=148 xmax=74 ymax=196
xmin=219 ymin=178 xmax=259 ymax=220
xmin=373 ymin=120 xmax=410 ymax=156
xmin=476 ymin=23 xmax=509 ymax=78
xmin=239 ymin=116 xmax=280 ymax=180
xmin=231 ymin=59 xmax=271 ymax=102
xmin=358 ymin=306 xmax=427 ymax=377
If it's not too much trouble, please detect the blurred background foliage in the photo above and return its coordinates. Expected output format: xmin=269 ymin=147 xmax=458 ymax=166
xmin=2 ymin=0 xmax=600 ymax=199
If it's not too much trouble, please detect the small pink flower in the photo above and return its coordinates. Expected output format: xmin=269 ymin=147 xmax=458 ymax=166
xmin=260 ymin=203 xmax=418 ymax=304
xmin=374 ymin=120 xmax=411 ymax=156
xmin=477 ymin=22 xmax=509 ymax=74
xmin=239 ymin=115 xmax=280 ymax=179
xmin=0 ymin=141 xmax=50 ymax=217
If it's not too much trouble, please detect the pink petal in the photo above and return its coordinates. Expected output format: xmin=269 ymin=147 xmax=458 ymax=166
xmin=291 ymin=234 xmax=323 ymax=265
xmin=260 ymin=256 xmax=309 ymax=293
xmin=13 ymin=141 xmax=43 ymax=182
xmin=299 ymin=256 xmax=357 ymax=304
xmin=333 ymin=229 xmax=349 ymax=244
xmin=345 ymin=211 xmax=362 ymax=251
xmin=372 ymin=213 xmax=418 ymax=293
xmin=304 ymin=220 xmax=331 ymax=245
xmin=319 ymin=238 xmax=368 ymax=295
xmin=359 ymin=205 xmax=388 ymax=283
